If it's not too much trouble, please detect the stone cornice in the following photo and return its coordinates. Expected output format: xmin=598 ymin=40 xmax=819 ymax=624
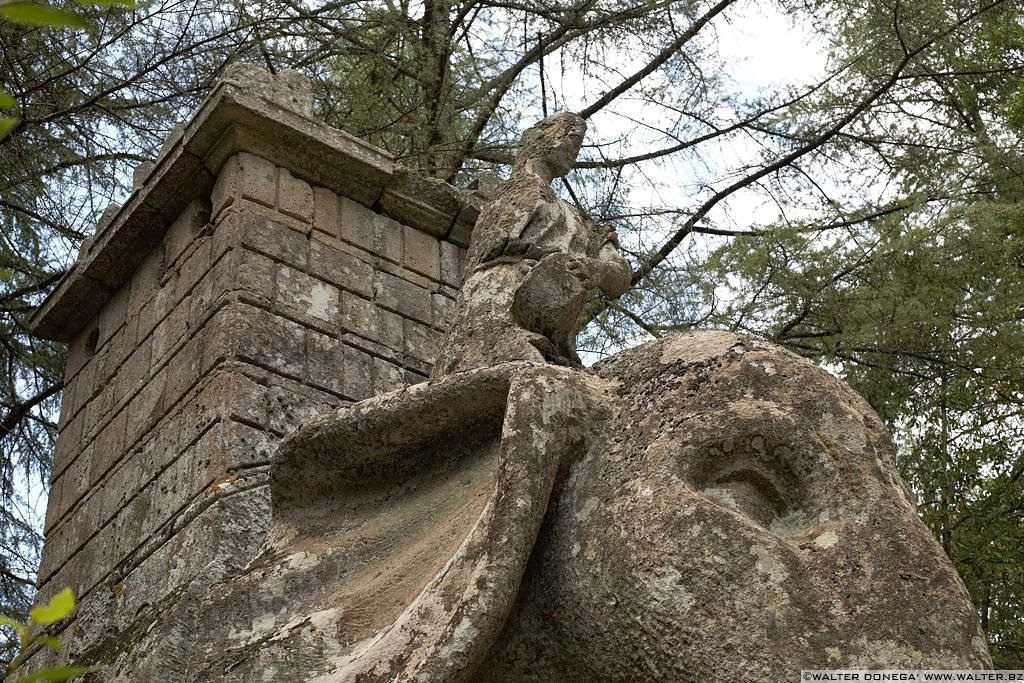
xmin=31 ymin=74 xmax=482 ymax=342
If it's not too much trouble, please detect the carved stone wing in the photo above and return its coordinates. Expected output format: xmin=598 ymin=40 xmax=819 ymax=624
xmin=187 ymin=364 xmax=599 ymax=682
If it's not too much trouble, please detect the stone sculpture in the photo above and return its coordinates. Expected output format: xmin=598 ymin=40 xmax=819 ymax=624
xmin=185 ymin=115 xmax=990 ymax=680
xmin=431 ymin=112 xmax=631 ymax=377
xmin=480 ymin=333 xmax=992 ymax=678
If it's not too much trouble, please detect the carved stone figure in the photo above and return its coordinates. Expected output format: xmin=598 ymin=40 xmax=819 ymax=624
xmin=186 ymin=332 xmax=989 ymax=680
xmin=479 ymin=332 xmax=991 ymax=678
xmin=430 ymin=112 xmax=631 ymax=378
xmin=182 ymin=114 xmax=989 ymax=680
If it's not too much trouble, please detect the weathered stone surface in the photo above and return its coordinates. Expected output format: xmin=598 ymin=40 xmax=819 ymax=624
xmin=312 ymin=186 xmax=340 ymax=237
xmin=431 ymin=112 xmax=630 ymax=377
xmin=403 ymin=318 xmax=441 ymax=365
xmin=74 ymin=480 xmax=271 ymax=683
xmin=95 ymin=284 xmax=130 ymax=350
xmin=27 ymin=64 xmax=474 ymax=682
xmin=305 ymin=328 xmax=345 ymax=395
xmin=96 ymin=202 xmax=123 ymax=236
xmin=238 ymin=210 xmax=308 ymax=270
xmin=219 ymin=62 xmax=314 ymax=117
xmin=265 ymin=381 xmax=342 ymax=436
xmin=439 ymin=240 xmax=465 ymax=288
xmin=338 ymin=193 xmax=377 ymax=248
xmin=403 ymin=224 xmax=441 ymax=280
xmin=28 ymin=63 xmax=481 ymax=343
xmin=484 ymin=332 xmax=992 ymax=677
xmin=373 ymin=270 xmax=433 ymax=324
xmin=373 ymin=213 xmax=404 ymax=264
xmin=32 ymin=72 xmax=986 ymax=683
xmin=211 ymin=152 xmax=277 ymax=216
xmin=278 ymin=166 xmax=315 ymax=223
xmin=165 ymin=199 xmax=212 ymax=267
xmin=276 ymin=265 xmax=339 ymax=324
xmin=182 ymin=333 xmax=989 ymax=680
xmin=308 ymin=236 xmax=374 ymax=298
xmin=341 ymin=345 xmax=374 ymax=401
xmin=379 ymin=169 xmax=462 ymax=239
xmin=132 ymin=159 xmax=155 ymax=190
xmin=186 ymin=363 xmax=602 ymax=681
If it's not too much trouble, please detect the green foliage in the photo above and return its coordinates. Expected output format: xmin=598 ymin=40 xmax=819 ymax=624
xmin=1 ymin=588 xmax=88 ymax=681
xmin=691 ymin=188 xmax=1024 ymax=667
xmin=0 ymin=0 xmax=133 ymax=648
xmin=0 ymin=85 xmax=15 ymax=139
xmin=0 ymin=0 xmax=134 ymax=26
xmin=0 ymin=0 xmax=136 ymax=140
xmin=0 ymin=7 xmax=762 ymax=642
xmin=0 ymin=3 xmax=87 ymax=28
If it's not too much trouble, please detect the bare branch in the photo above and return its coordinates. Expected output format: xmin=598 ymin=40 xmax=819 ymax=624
xmin=0 ymin=383 xmax=62 ymax=443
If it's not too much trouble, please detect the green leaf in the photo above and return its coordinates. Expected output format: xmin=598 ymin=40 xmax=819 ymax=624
xmin=29 ymin=588 xmax=76 ymax=626
xmin=0 ymin=117 xmax=15 ymax=139
xmin=0 ymin=2 xmax=87 ymax=27
xmin=75 ymin=0 xmax=135 ymax=7
xmin=34 ymin=634 xmax=61 ymax=652
xmin=17 ymin=665 xmax=90 ymax=682
xmin=0 ymin=614 xmax=28 ymax=646
xmin=0 ymin=90 xmax=15 ymax=109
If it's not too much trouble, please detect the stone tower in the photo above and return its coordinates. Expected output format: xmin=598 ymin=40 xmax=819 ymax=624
xmin=28 ymin=65 xmax=479 ymax=676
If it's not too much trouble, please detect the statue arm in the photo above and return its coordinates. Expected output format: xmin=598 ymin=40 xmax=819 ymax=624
xmin=580 ymin=226 xmax=631 ymax=297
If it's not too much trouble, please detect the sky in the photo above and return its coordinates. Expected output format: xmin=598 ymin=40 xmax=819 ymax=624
xmin=536 ymin=1 xmax=831 ymax=238
xmin=717 ymin=3 xmax=828 ymax=93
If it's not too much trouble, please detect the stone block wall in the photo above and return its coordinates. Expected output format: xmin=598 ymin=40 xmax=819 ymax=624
xmin=31 ymin=134 xmax=469 ymax=672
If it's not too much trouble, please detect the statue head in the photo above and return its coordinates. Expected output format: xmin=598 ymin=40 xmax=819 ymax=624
xmin=485 ymin=331 xmax=991 ymax=677
xmin=514 ymin=111 xmax=587 ymax=180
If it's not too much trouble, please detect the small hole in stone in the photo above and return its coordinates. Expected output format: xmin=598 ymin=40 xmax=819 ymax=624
xmin=85 ymin=327 xmax=99 ymax=354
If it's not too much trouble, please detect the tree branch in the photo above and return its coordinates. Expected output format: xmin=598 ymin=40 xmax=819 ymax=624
xmin=0 ymin=383 xmax=62 ymax=442
xmin=629 ymin=0 xmax=1009 ymax=288
xmin=576 ymin=0 xmax=737 ymax=120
